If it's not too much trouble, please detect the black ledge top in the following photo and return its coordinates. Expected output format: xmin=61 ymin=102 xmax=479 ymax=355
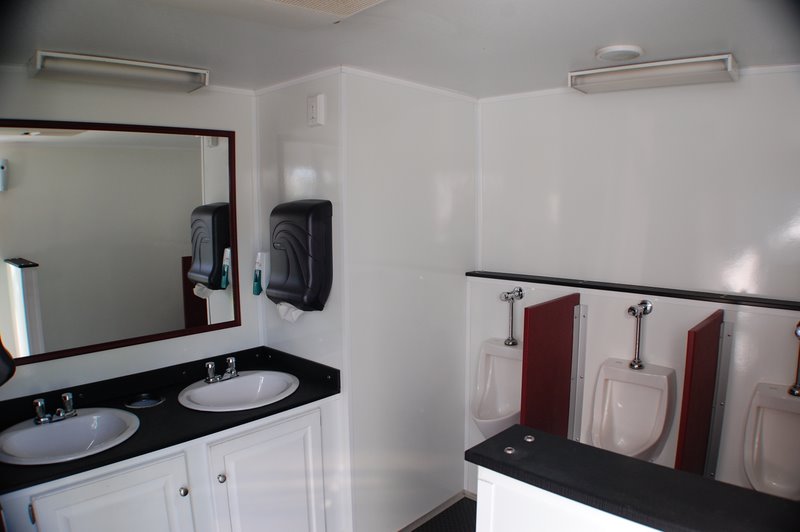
xmin=466 ymin=271 xmax=800 ymax=312
xmin=466 ymin=425 xmax=800 ymax=532
xmin=0 ymin=346 xmax=340 ymax=495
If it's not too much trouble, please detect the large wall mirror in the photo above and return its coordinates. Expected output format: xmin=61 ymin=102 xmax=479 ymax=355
xmin=0 ymin=119 xmax=240 ymax=365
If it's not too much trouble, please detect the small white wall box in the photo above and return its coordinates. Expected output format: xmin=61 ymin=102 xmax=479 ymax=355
xmin=0 ymin=158 xmax=8 ymax=191
xmin=307 ymin=94 xmax=326 ymax=126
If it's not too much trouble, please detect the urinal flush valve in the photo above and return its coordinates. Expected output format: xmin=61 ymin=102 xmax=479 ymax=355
xmin=500 ymin=287 xmax=524 ymax=346
xmin=627 ymin=300 xmax=653 ymax=370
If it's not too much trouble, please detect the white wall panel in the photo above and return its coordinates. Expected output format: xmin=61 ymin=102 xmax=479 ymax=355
xmin=0 ymin=143 xmax=200 ymax=352
xmin=344 ymin=71 xmax=476 ymax=531
xmin=257 ymin=72 xmax=344 ymax=370
xmin=257 ymin=71 xmax=350 ymax=532
xmin=479 ymin=69 xmax=800 ymax=301
xmin=0 ymin=68 xmax=261 ymax=400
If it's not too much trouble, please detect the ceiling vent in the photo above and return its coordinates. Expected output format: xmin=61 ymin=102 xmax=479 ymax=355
xmin=268 ymin=0 xmax=387 ymax=19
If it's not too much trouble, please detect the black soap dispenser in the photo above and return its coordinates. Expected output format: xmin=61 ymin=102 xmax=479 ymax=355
xmin=266 ymin=199 xmax=333 ymax=311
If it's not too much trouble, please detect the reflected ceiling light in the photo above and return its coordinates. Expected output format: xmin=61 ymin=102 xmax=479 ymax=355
xmin=595 ymin=45 xmax=643 ymax=62
xmin=569 ymin=53 xmax=738 ymax=94
xmin=29 ymin=50 xmax=209 ymax=93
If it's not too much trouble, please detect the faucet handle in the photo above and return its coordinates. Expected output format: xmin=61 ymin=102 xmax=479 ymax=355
xmin=225 ymin=357 xmax=237 ymax=377
xmin=205 ymin=361 xmax=217 ymax=383
xmin=61 ymin=392 xmax=74 ymax=413
xmin=33 ymin=398 xmax=47 ymax=423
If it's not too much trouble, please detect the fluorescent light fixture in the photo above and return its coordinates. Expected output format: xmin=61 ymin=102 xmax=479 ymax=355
xmin=568 ymin=54 xmax=738 ymax=94
xmin=29 ymin=50 xmax=209 ymax=92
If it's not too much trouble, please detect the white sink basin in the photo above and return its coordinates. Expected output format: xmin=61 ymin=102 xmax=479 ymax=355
xmin=0 ymin=408 xmax=140 ymax=465
xmin=178 ymin=370 xmax=300 ymax=412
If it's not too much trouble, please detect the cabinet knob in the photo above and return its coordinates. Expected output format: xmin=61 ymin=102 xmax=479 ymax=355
xmin=217 ymin=474 xmax=227 ymax=484
xmin=178 ymin=486 xmax=189 ymax=497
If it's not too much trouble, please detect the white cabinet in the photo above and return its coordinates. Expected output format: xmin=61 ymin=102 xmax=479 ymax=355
xmin=32 ymin=454 xmax=194 ymax=532
xmin=476 ymin=467 xmax=655 ymax=532
xmin=208 ymin=410 xmax=325 ymax=532
xmin=0 ymin=407 xmax=326 ymax=532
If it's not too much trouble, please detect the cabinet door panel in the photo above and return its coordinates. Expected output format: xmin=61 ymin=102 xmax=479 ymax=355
xmin=32 ymin=454 xmax=194 ymax=532
xmin=210 ymin=410 xmax=325 ymax=532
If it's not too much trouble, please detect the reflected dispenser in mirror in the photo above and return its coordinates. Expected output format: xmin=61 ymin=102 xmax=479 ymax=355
xmin=188 ymin=203 xmax=230 ymax=290
xmin=0 ymin=335 xmax=14 ymax=386
xmin=266 ymin=200 xmax=332 ymax=311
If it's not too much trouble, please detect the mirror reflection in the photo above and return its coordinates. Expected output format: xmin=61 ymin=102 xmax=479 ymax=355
xmin=0 ymin=121 xmax=239 ymax=363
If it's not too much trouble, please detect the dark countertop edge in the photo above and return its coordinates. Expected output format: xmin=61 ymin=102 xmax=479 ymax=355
xmin=466 ymin=271 xmax=800 ymax=312
xmin=466 ymin=425 xmax=800 ymax=532
xmin=0 ymin=346 xmax=340 ymax=494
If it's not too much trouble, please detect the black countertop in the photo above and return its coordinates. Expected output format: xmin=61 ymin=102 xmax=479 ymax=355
xmin=466 ymin=425 xmax=799 ymax=532
xmin=0 ymin=346 xmax=340 ymax=494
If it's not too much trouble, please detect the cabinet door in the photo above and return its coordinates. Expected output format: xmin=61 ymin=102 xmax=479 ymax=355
xmin=209 ymin=410 xmax=325 ymax=532
xmin=32 ymin=454 xmax=194 ymax=532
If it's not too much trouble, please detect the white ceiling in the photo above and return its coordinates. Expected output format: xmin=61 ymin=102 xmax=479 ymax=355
xmin=2 ymin=0 xmax=799 ymax=98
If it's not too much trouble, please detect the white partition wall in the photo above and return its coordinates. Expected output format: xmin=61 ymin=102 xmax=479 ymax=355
xmin=258 ymin=69 xmax=476 ymax=531
xmin=257 ymin=71 xmax=350 ymax=532
xmin=343 ymin=70 xmax=476 ymax=531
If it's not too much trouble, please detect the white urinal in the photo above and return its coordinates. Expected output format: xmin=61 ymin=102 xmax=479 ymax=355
xmin=743 ymin=382 xmax=800 ymax=500
xmin=471 ymin=338 xmax=523 ymax=439
xmin=590 ymin=358 xmax=676 ymax=460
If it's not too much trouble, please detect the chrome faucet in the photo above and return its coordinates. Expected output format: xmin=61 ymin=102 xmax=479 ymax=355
xmin=33 ymin=393 xmax=77 ymax=424
xmin=204 ymin=357 xmax=239 ymax=384
xmin=224 ymin=356 xmax=238 ymax=379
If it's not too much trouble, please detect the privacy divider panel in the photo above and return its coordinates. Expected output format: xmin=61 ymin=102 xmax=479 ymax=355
xmin=676 ymin=309 xmax=724 ymax=475
xmin=521 ymin=293 xmax=580 ymax=437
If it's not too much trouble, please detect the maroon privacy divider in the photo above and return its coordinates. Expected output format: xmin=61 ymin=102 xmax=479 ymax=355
xmin=520 ymin=293 xmax=580 ymax=437
xmin=676 ymin=309 xmax=724 ymax=474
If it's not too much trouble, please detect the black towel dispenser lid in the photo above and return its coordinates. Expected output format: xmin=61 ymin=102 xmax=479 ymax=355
xmin=266 ymin=199 xmax=332 ymax=311
xmin=188 ymin=202 xmax=230 ymax=290
xmin=0 ymin=335 xmax=15 ymax=387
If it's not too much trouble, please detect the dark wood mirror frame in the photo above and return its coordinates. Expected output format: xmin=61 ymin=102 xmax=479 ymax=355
xmin=0 ymin=118 xmax=240 ymax=366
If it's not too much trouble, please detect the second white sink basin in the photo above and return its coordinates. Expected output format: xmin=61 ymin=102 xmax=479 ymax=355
xmin=0 ymin=408 xmax=140 ymax=465
xmin=178 ymin=370 xmax=300 ymax=412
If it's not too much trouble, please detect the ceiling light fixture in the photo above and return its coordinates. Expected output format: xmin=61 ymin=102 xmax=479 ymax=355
xmin=595 ymin=45 xmax=643 ymax=62
xmin=568 ymin=53 xmax=738 ymax=94
xmin=29 ymin=50 xmax=209 ymax=93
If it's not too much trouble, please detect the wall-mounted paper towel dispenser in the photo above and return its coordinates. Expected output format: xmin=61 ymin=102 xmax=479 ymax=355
xmin=266 ymin=199 xmax=332 ymax=311
xmin=188 ymin=203 xmax=230 ymax=289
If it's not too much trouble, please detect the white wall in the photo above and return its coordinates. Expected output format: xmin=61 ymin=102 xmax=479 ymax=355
xmin=258 ymin=71 xmax=344 ymax=370
xmin=257 ymin=70 xmax=351 ymax=532
xmin=0 ymin=67 xmax=262 ymax=400
xmin=258 ymin=69 xmax=477 ymax=531
xmin=470 ymin=68 xmax=800 ymax=493
xmin=343 ymin=70 xmax=476 ymax=531
xmin=479 ymin=68 xmax=800 ymax=301
xmin=0 ymin=141 xmax=201 ymax=353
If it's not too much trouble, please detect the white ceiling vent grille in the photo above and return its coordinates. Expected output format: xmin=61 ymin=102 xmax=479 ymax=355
xmin=268 ymin=0 xmax=387 ymax=18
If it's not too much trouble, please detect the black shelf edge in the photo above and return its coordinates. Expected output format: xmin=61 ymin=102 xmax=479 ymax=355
xmin=466 ymin=271 xmax=800 ymax=312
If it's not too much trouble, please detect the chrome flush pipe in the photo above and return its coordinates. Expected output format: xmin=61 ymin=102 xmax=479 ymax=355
xmin=627 ymin=300 xmax=653 ymax=370
xmin=789 ymin=321 xmax=800 ymax=397
xmin=500 ymin=287 xmax=524 ymax=346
